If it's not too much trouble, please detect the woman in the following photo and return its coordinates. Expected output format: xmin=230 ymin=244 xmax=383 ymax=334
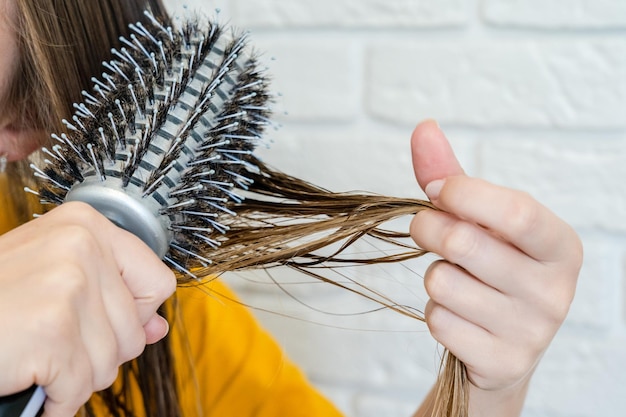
xmin=0 ymin=1 xmax=583 ymax=416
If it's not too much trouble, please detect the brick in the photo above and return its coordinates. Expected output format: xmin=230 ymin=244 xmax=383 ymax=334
xmin=231 ymin=0 xmax=467 ymax=28
xmin=483 ymin=0 xmax=626 ymax=29
xmin=367 ymin=39 xmax=626 ymax=128
xmin=263 ymin=312 xmax=440 ymax=387
xmin=479 ymin=136 xmax=626 ymax=232
xmin=252 ymin=125 xmax=478 ymax=198
xmin=526 ymin=335 xmax=626 ymax=416
xmin=223 ymin=260 xmax=441 ymax=385
xmin=248 ymin=38 xmax=360 ymax=122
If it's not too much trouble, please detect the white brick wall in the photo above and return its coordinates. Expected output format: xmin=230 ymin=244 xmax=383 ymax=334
xmin=231 ymin=0 xmax=468 ymax=28
xmin=483 ymin=0 xmax=626 ymax=28
xmin=166 ymin=1 xmax=626 ymax=416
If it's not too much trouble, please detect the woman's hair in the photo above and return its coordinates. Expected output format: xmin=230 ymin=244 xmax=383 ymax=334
xmin=6 ymin=1 xmax=181 ymax=416
xmin=4 ymin=1 xmax=470 ymax=416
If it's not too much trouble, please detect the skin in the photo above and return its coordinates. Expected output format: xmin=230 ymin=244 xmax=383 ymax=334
xmin=410 ymin=120 xmax=582 ymax=416
xmin=0 ymin=1 xmax=176 ymax=416
xmin=0 ymin=203 xmax=176 ymax=417
xmin=0 ymin=0 xmax=581 ymax=414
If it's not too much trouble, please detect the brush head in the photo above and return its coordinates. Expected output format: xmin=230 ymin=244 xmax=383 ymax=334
xmin=30 ymin=12 xmax=272 ymax=277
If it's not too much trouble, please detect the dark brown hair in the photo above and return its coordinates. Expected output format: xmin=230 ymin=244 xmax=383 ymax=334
xmin=8 ymin=1 xmax=180 ymax=416
xmin=4 ymin=1 xmax=469 ymax=415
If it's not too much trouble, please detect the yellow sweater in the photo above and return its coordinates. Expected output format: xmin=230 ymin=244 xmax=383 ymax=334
xmin=124 ymin=282 xmax=342 ymax=417
xmin=0 ymin=174 xmax=343 ymax=417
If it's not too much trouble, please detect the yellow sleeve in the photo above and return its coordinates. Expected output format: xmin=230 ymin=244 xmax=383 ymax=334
xmin=170 ymin=280 xmax=344 ymax=417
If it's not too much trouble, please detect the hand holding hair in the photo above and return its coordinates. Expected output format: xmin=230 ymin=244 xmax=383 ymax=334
xmin=410 ymin=120 xmax=583 ymax=416
xmin=0 ymin=202 xmax=175 ymax=417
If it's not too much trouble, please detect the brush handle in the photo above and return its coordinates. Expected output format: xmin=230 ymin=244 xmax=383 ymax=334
xmin=0 ymin=386 xmax=45 ymax=417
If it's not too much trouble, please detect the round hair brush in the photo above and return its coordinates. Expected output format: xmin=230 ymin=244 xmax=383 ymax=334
xmin=1 ymin=10 xmax=468 ymax=417
xmin=29 ymin=11 xmax=273 ymax=278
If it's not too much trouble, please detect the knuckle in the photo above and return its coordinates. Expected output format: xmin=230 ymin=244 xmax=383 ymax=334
xmin=510 ymin=348 xmax=538 ymax=379
xmin=56 ymin=201 xmax=102 ymax=225
xmin=50 ymin=264 xmax=91 ymax=302
xmin=568 ymin=234 xmax=584 ymax=273
xmin=504 ymin=191 xmax=540 ymax=237
xmin=513 ymin=319 xmax=554 ymax=361
xmin=160 ymin=271 xmax=177 ymax=299
xmin=94 ymin=366 xmax=119 ymax=391
xmin=143 ymin=273 xmax=176 ymax=306
xmin=544 ymin=293 xmax=572 ymax=324
xmin=108 ymin=307 xmax=146 ymax=363
xmin=409 ymin=209 xmax=431 ymax=248
xmin=75 ymin=382 xmax=95 ymax=407
xmin=498 ymin=359 xmax=530 ymax=387
xmin=479 ymin=349 xmax=533 ymax=390
xmin=92 ymin=342 xmax=120 ymax=391
xmin=530 ymin=284 xmax=573 ymax=326
xmin=440 ymin=220 xmax=478 ymax=262
xmin=424 ymin=301 xmax=448 ymax=340
xmin=54 ymin=224 xmax=102 ymax=262
xmin=121 ymin=331 xmax=147 ymax=363
xmin=424 ymin=262 xmax=451 ymax=303
xmin=36 ymin=304 xmax=77 ymax=344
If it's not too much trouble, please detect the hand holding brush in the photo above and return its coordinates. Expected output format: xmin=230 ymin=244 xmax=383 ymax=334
xmin=0 ymin=202 xmax=175 ymax=417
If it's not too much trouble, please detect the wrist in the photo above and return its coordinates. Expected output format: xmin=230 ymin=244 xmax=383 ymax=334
xmin=468 ymin=378 xmax=531 ymax=417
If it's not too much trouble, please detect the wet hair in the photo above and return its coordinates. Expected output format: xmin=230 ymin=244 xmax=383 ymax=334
xmin=2 ymin=1 xmax=469 ymax=415
xmin=6 ymin=1 xmax=181 ymax=416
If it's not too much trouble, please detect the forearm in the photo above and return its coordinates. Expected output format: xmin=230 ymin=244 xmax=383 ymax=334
xmin=413 ymin=380 xmax=530 ymax=417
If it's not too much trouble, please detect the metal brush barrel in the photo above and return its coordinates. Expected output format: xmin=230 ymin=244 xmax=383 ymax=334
xmin=64 ymin=178 xmax=171 ymax=258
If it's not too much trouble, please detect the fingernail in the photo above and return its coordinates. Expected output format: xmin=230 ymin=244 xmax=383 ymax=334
xmin=425 ymin=179 xmax=444 ymax=201
xmin=425 ymin=118 xmax=440 ymax=129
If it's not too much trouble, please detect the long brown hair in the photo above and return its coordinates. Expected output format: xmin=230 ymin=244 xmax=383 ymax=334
xmin=7 ymin=1 xmax=180 ymax=416
xmin=5 ymin=1 xmax=469 ymax=416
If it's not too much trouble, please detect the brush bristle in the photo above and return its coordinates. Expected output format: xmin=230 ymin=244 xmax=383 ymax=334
xmin=30 ymin=12 xmax=273 ymax=277
xmin=26 ymin=11 xmax=469 ymax=416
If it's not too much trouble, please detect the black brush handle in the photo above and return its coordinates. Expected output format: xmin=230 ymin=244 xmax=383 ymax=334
xmin=0 ymin=386 xmax=45 ymax=417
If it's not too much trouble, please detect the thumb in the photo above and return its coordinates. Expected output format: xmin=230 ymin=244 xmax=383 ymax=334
xmin=410 ymin=119 xmax=464 ymax=192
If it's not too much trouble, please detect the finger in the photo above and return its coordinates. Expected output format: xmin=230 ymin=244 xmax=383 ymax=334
xmin=424 ymin=299 xmax=496 ymax=374
xmin=75 ymin=289 xmax=120 ymax=391
xmin=412 ymin=209 xmax=540 ymax=295
xmin=50 ymin=202 xmax=176 ymax=324
xmin=427 ymin=176 xmax=581 ymax=263
xmin=105 ymin=224 xmax=176 ymax=324
xmin=410 ymin=119 xmax=464 ymax=190
xmin=100 ymin=283 xmax=147 ymax=362
xmin=424 ymin=260 xmax=510 ymax=332
xmin=96 ymin=271 xmax=147 ymax=365
xmin=424 ymin=300 xmax=534 ymax=390
xmin=144 ymin=314 xmax=170 ymax=345
xmin=40 ymin=340 xmax=93 ymax=417
xmin=92 ymin=244 xmax=149 ymax=362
